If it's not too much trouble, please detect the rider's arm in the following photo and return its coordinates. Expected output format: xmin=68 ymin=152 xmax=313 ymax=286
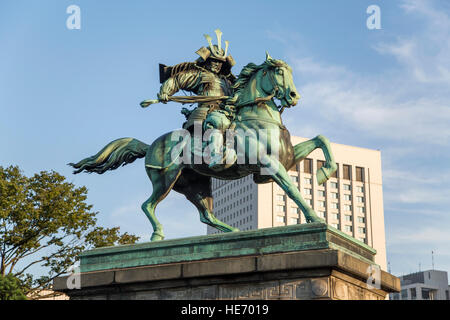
xmin=158 ymin=69 xmax=201 ymax=103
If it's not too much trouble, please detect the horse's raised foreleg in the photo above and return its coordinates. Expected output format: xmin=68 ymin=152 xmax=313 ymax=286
xmin=294 ymin=135 xmax=337 ymax=185
xmin=173 ymin=170 xmax=239 ymax=233
xmin=143 ymin=164 xmax=182 ymax=241
xmin=263 ymin=156 xmax=323 ymax=223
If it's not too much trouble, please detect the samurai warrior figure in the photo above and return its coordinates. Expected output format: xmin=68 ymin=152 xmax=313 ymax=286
xmin=157 ymin=29 xmax=237 ymax=170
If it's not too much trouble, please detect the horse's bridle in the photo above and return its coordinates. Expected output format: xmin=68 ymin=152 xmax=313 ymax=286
xmin=236 ymin=66 xmax=286 ymax=109
xmin=260 ymin=66 xmax=291 ymax=114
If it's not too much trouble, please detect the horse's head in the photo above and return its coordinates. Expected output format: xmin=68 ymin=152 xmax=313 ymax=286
xmin=259 ymin=52 xmax=299 ymax=108
xmin=230 ymin=54 xmax=300 ymax=109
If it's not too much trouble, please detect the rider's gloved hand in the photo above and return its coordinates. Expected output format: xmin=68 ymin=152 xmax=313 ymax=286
xmin=157 ymin=93 xmax=169 ymax=104
xmin=224 ymin=105 xmax=235 ymax=113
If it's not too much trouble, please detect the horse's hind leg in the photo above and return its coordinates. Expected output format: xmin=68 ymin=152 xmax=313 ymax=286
xmin=173 ymin=170 xmax=238 ymax=233
xmin=142 ymin=164 xmax=182 ymax=241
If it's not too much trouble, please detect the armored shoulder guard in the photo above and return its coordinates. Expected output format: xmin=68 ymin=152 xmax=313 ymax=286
xmin=159 ymin=62 xmax=201 ymax=83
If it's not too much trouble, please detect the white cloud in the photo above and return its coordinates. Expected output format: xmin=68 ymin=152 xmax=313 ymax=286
xmin=376 ymin=0 xmax=450 ymax=86
xmin=382 ymin=166 xmax=450 ymax=205
xmin=383 ymin=168 xmax=448 ymax=187
xmin=289 ymin=56 xmax=450 ymax=145
xmin=388 ymin=226 xmax=450 ymax=245
xmin=386 ymin=187 xmax=450 ymax=205
xmin=282 ymin=0 xmax=450 ymax=147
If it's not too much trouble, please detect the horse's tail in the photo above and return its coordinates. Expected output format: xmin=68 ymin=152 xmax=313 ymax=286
xmin=69 ymin=138 xmax=149 ymax=174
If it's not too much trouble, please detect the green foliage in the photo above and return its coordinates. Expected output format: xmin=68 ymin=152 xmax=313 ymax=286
xmin=0 ymin=274 xmax=27 ymax=300
xmin=85 ymin=227 xmax=140 ymax=248
xmin=0 ymin=165 xmax=139 ymax=296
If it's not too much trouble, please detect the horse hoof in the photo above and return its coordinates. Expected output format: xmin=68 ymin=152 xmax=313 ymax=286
xmin=150 ymin=233 xmax=164 ymax=242
xmin=306 ymin=215 xmax=324 ymax=223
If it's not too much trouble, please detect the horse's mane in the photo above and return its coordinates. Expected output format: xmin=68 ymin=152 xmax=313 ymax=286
xmin=227 ymin=58 xmax=291 ymax=105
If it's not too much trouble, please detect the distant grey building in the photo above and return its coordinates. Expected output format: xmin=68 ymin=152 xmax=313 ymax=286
xmin=390 ymin=270 xmax=450 ymax=300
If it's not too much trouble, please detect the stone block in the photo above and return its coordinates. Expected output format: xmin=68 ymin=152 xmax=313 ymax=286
xmin=115 ymin=264 xmax=181 ymax=284
xmin=54 ymin=223 xmax=399 ymax=300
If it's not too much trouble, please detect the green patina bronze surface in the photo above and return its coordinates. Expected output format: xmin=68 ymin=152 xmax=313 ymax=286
xmin=79 ymin=223 xmax=376 ymax=273
xmin=69 ymin=30 xmax=338 ymax=243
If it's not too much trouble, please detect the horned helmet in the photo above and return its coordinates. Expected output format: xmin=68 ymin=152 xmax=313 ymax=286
xmin=195 ymin=29 xmax=236 ymax=75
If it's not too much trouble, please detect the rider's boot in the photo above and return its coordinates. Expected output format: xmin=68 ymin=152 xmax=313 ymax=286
xmin=208 ymin=133 xmax=237 ymax=171
xmin=208 ymin=138 xmax=224 ymax=170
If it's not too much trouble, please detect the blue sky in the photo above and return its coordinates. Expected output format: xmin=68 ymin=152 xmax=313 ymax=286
xmin=1 ymin=0 xmax=450 ymax=277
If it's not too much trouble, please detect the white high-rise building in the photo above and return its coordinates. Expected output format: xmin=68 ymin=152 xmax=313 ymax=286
xmin=208 ymin=136 xmax=388 ymax=270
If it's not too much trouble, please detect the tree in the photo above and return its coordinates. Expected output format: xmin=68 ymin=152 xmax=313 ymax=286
xmin=0 ymin=274 xmax=27 ymax=300
xmin=0 ymin=165 xmax=139 ymax=299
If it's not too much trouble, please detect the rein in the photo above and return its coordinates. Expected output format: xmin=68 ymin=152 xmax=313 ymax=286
xmin=235 ymin=68 xmax=288 ymax=115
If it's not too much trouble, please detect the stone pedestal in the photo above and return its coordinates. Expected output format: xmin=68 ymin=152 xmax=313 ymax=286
xmin=54 ymin=223 xmax=400 ymax=300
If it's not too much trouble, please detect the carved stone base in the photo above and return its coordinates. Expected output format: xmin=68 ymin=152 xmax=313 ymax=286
xmin=54 ymin=223 xmax=399 ymax=300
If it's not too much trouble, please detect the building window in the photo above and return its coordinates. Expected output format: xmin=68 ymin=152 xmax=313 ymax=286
xmin=357 ymin=217 xmax=365 ymax=223
xmin=304 ymin=188 xmax=312 ymax=195
xmin=356 ymin=186 xmax=364 ymax=193
xmin=401 ymin=289 xmax=408 ymax=299
xmin=358 ymin=227 xmax=366 ymax=234
xmin=289 ymin=217 xmax=299 ymax=225
xmin=331 ymin=163 xmax=339 ymax=178
xmin=357 ymin=196 xmax=364 ymax=203
xmin=343 ymin=165 xmax=351 ymax=180
xmin=304 ymin=158 xmax=312 ymax=174
xmin=446 ymin=290 xmax=449 ymax=300
xmin=356 ymin=167 xmax=364 ymax=182
xmin=276 ymin=205 xmax=285 ymax=212
xmin=358 ymin=206 xmax=365 ymax=214
xmin=331 ymin=213 xmax=339 ymax=220
xmin=344 ymin=194 xmax=351 ymax=201
xmin=344 ymin=215 xmax=352 ymax=222
xmin=291 ymin=175 xmax=299 ymax=183
xmin=331 ymin=192 xmax=338 ymax=199
xmin=331 ymin=202 xmax=339 ymax=209
xmin=306 ymin=199 xmax=312 ymax=206
xmin=330 ymin=182 xmax=338 ymax=189
xmin=358 ymin=237 xmax=366 ymax=243
xmin=421 ymin=288 xmax=430 ymax=300
xmin=344 ymin=225 xmax=353 ymax=232
xmin=344 ymin=204 xmax=352 ymax=211
xmin=318 ymin=201 xmax=326 ymax=207
xmin=331 ymin=223 xmax=340 ymax=229
xmin=317 ymin=160 xmax=325 ymax=170
xmin=410 ymin=288 xmax=416 ymax=300
xmin=318 ymin=211 xmax=326 ymax=218
xmin=276 ymin=216 xmax=285 ymax=223
xmin=304 ymin=178 xmax=312 ymax=185
xmin=290 ymin=207 xmax=298 ymax=214
xmin=318 ymin=190 xmax=325 ymax=197
xmin=276 ymin=195 xmax=285 ymax=202
xmin=343 ymin=184 xmax=351 ymax=191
